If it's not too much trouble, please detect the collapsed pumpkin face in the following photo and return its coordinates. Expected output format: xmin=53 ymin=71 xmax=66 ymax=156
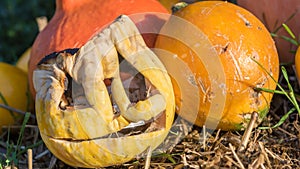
xmin=33 ymin=16 xmax=175 ymax=168
xmin=155 ymin=1 xmax=279 ymax=130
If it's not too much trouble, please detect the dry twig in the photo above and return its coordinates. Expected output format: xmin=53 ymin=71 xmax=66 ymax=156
xmin=239 ymin=112 xmax=258 ymax=151
xmin=229 ymin=143 xmax=245 ymax=169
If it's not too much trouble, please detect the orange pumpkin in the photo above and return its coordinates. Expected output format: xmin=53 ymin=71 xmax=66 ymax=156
xmin=237 ymin=0 xmax=300 ymax=63
xmin=29 ymin=0 xmax=169 ymax=96
xmin=295 ymin=46 xmax=300 ymax=81
xmin=155 ymin=1 xmax=279 ymax=130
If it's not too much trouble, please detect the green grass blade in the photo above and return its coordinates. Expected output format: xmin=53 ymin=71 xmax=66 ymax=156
xmin=15 ymin=112 xmax=30 ymax=161
xmin=17 ymin=140 xmax=43 ymax=156
xmin=252 ymin=59 xmax=300 ymax=128
xmin=282 ymin=23 xmax=296 ymax=39
xmin=4 ymin=128 xmax=12 ymax=166
xmin=270 ymin=33 xmax=278 ymax=38
xmin=259 ymin=107 xmax=296 ymax=130
xmin=167 ymin=155 xmax=177 ymax=164
xmin=254 ymin=87 xmax=286 ymax=95
xmin=281 ymin=67 xmax=300 ymax=115
xmin=281 ymin=67 xmax=293 ymax=92
xmin=152 ymin=152 xmax=180 ymax=164
xmin=251 ymin=59 xmax=294 ymax=104
xmin=251 ymin=58 xmax=277 ymax=83
xmin=25 ymin=89 xmax=31 ymax=113
xmin=272 ymin=12 xmax=297 ymax=34
xmin=272 ymin=107 xmax=296 ymax=128
xmin=289 ymin=50 xmax=297 ymax=54
xmin=279 ymin=35 xmax=299 ymax=46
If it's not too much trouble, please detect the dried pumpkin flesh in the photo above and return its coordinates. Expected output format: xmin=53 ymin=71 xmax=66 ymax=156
xmin=33 ymin=15 xmax=175 ymax=168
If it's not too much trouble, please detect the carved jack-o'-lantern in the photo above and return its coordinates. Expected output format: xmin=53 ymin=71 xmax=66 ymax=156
xmin=33 ymin=16 xmax=175 ymax=168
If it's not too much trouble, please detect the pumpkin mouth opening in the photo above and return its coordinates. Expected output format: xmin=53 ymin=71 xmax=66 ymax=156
xmin=47 ymin=113 xmax=166 ymax=142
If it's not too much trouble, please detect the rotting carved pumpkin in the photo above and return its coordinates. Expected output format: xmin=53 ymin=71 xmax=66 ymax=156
xmin=33 ymin=15 xmax=175 ymax=168
xmin=29 ymin=0 xmax=169 ymax=96
xmin=155 ymin=1 xmax=279 ymax=130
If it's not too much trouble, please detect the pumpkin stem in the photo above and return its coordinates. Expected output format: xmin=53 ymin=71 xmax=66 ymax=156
xmin=171 ymin=2 xmax=188 ymax=14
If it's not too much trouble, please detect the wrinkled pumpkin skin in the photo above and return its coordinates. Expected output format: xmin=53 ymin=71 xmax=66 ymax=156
xmin=29 ymin=0 xmax=169 ymax=96
xmin=155 ymin=1 xmax=279 ymax=130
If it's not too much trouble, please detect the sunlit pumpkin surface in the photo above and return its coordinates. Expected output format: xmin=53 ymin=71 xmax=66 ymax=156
xmin=0 ymin=62 xmax=28 ymax=132
xmin=155 ymin=1 xmax=279 ymax=130
xmin=295 ymin=46 xmax=300 ymax=81
xmin=16 ymin=48 xmax=31 ymax=73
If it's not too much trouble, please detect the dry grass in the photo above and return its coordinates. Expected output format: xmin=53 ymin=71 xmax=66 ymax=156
xmin=0 ymin=67 xmax=299 ymax=169
xmin=2 ymin=97 xmax=299 ymax=169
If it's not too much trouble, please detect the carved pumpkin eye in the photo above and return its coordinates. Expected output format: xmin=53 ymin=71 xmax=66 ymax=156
xmin=33 ymin=15 xmax=175 ymax=168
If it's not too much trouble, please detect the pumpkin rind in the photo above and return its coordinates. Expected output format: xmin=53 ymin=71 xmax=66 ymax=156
xmin=295 ymin=46 xmax=300 ymax=82
xmin=155 ymin=1 xmax=279 ymax=130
